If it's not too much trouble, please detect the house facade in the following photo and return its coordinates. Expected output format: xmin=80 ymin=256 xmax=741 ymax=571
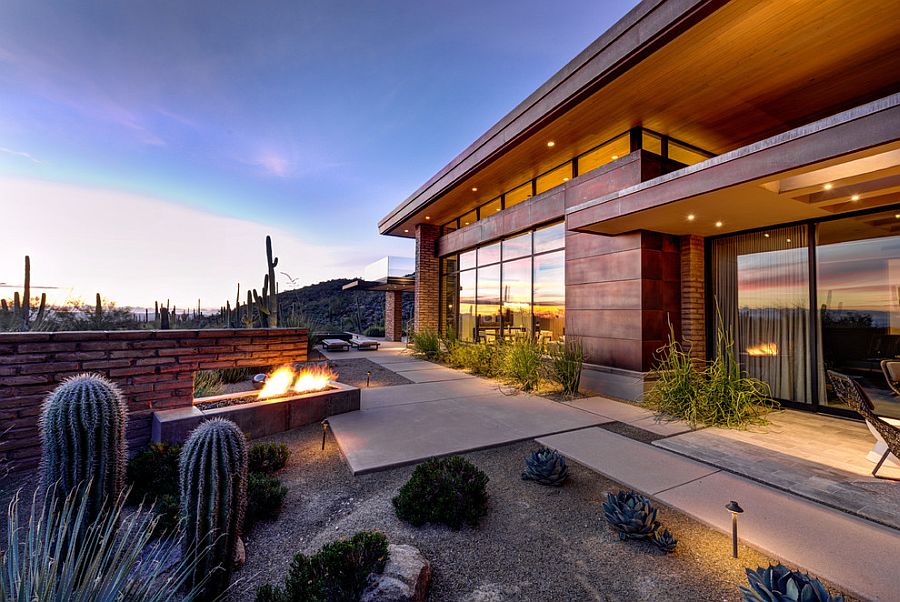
xmin=378 ymin=0 xmax=900 ymax=418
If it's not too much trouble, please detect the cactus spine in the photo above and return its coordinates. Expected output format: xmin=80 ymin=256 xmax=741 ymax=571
xmin=39 ymin=373 xmax=127 ymax=521
xmin=180 ymin=418 xmax=248 ymax=600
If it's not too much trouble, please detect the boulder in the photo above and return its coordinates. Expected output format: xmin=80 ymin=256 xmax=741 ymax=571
xmin=361 ymin=544 xmax=431 ymax=602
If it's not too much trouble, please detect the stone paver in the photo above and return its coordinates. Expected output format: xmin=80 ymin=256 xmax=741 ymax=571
xmin=360 ymin=378 xmax=498 ymax=409
xmin=382 ymin=361 xmax=443 ymax=372
xmin=399 ymin=369 xmax=474 ymax=384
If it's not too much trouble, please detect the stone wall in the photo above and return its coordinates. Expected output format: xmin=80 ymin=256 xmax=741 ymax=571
xmin=384 ymin=291 xmax=404 ymax=342
xmin=414 ymin=223 xmax=440 ymax=334
xmin=680 ymin=234 xmax=706 ymax=363
xmin=0 ymin=328 xmax=308 ymax=473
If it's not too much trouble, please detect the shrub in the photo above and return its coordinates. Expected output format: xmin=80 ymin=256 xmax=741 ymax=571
xmin=645 ymin=323 xmax=703 ymax=424
xmin=246 ymin=472 xmax=288 ymax=530
xmin=501 ymin=337 xmax=543 ymax=390
xmin=193 ymin=369 xmax=224 ymax=398
xmin=249 ymin=442 xmax=291 ymax=474
xmin=393 ymin=456 xmax=489 ymax=529
xmin=255 ymin=531 xmax=389 ymax=602
xmin=740 ymin=564 xmax=843 ymax=602
xmin=410 ymin=328 xmax=442 ymax=360
xmin=547 ymin=339 xmax=584 ymax=396
xmin=127 ymin=442 xmax=182 ymax=503
xmin=364 ymin=325 xmax=385 ymax=337
xmin=218 ymin=366 xmax=251 ymax=384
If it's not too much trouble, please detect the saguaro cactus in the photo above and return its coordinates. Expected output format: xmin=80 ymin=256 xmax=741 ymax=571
xmin=251 ymin=236 xmax=279 ymax=327
xmin=180 ymin=418 xmax=248 ymax=600
xmin=0 ymin=255 xmax=47 ymax=331
xmin=40 ymin=373 xmax=127 ymax=521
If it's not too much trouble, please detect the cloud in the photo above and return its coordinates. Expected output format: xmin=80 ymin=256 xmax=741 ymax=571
xmin=0 ymin=146 xmax=41 ymax=163
xmin=248 ymin=150 xmax=292 ymax=177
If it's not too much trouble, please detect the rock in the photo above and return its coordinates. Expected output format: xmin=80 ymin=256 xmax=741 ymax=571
xmin=234 ymin=536 xmax=246 ymax=569
xmin=361 ymin=544 xmax=431 ymax=602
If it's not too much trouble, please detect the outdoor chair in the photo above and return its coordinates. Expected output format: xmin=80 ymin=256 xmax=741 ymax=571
xmin=882 ymin=360 xmax=900 ymax=396
xmin=321 ymin=338 xmax=351 ymax=352
xmin=350 ymin=337 xmax=380 ymax=350
xmin=827 ymin=370 xmax=900 ymax=480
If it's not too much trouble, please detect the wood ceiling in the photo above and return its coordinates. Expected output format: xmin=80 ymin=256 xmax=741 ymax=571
xmin=384 ymin=0 xmax=900 ymax=236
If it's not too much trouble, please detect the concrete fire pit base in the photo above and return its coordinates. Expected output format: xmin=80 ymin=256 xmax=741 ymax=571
xmin=151 ymin=381 xmax=360 ymax=443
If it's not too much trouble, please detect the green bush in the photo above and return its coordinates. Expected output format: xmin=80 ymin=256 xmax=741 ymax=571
xmin=364 ymin=325 xmax=385 ymax=337
xmin=218 ymin=367 xmax=251 ymax=384
xmin=246 ymin=472 xmax=288 ymax=530
xmin=409 ymin=328 xmax=442 ymax=360
xmin=255 ymin=531 xmax=389 ymax=602
xmin=547 ymin=339 xmax=584 ymax=396
xmin=193 ymin=369 xmax=224 ymax=398
xmin=127 ymin=443 xmax=181 ymax=503
xmin=393 ymin=456 xmax=489 ymax=529
xmin=249 ymin=442 xmax=291 ymax=474
xmin=501 ymin=337 xmax=543 ymax=390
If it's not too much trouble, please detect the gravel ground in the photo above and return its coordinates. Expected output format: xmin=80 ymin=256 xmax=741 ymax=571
xmin=231 ymin=424 xmax=854 ymax=602
xmin=327 ymin=358 xmax=413 ymax=389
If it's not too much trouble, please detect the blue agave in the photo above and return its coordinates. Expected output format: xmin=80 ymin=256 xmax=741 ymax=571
xmin=521 ymin=447 xmax=569 ymax=486
xmin=740 ymin=565 xmax=843 ymax=602
xmin=651 ymin=528 xmax=677 ymax=553
xmin=602 ymin=490 xmax=660 ymax=541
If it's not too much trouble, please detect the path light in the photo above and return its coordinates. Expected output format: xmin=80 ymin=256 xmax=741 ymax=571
xmin=726 ymin=500 xmax=744 ymax=558
xmin=366 ymin=370 xmax=372 ymax=387
xmin=321 ymin=419 xmax=330 ymax=451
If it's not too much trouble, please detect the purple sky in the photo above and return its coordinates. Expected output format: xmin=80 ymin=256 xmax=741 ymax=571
xmin=0 ymin=1 xmax=634 ymax=307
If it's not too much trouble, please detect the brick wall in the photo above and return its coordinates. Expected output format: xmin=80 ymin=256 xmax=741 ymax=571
xmin=680 ymin=234 xmax=706 ymax=362
xmin=0 ymin=328 xmax=308 ymax=474
xmin=414 ymin=223 xmax=440 ymax=333
xmin=384 ymin=291 xmax=404 ymax=341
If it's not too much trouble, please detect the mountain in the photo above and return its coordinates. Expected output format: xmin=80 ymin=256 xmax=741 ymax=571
xmin=278 ymin=278 xmax=413 ymax=334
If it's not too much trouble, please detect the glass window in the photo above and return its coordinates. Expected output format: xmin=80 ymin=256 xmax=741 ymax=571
xmin=502 ymin=231 xmax=531 ymax=261
xmin=443 ymin=219 xmax=458 ymax=233
xmin=578 ymin=133 xmax=630 ymax=175
xmin=642 ymin=131 xmax=663 ymax=155
xmin=504 ymin=182 xmax=532 ymax=208
xmin=535 ymin=162 xmax=573 ymax=195
xmin=669 ymin=141 xmax=709 ymax=166
xmin=533 ymin=250 xmax=566 ymax=343
xmin=476 ymin=264 xmax=501 ymax=343
xmin=534 ymin=222 xmax=566 ymax=253
xmin=460 ymin=209 xmax=477 ymax=228
xmin=458 ymin=269 xmax=477 ymax=342
xmin=459 ymin=249 xmax=476 ymax=271
xmin=481 ymin=197 xmax=502 ymax=217
xmin=818 ymin=211 xmax=900 ymax=418
xmin=502 ymin=257 xmax=532 ymax=340
xmin=478 ymin=242 xmax=501 ymax=266
xmin=441 ymin=270 xmax=459 ymax=338
xmin=711 ymin=226 xmax=812 ymax=404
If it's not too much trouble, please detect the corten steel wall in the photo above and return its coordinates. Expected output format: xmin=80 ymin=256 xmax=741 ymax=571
xmin=414 ymin=223 xmax=441 ymax=334
xmin=0 ymin=328 xmax=308 ymax=474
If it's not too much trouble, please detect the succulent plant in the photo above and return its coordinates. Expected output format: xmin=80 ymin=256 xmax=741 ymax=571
xmin=180 ymin=418 xmax=248 ymax=600
xmin=521 ymin=447 xmax=569 ymax=486
xmin=602 ymin=490 xmax=661 ymax=541
xmin=40 ymin=373 xmax=127 ymax=522
xmin=651 ymin=527 xmax=678 ymax=553
xmin=740 ymin=565 xmax=843 ymax=602
xmin=1 ymin=255 xmax=47 ymax=331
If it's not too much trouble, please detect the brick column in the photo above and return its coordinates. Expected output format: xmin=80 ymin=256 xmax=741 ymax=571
xmin=414 ymin=223 xmax=440 ymax=334
xmin=680 ymin=234 xmax=706 ymax=362
xmin=384 ymin=291 xmax=404 ymax=342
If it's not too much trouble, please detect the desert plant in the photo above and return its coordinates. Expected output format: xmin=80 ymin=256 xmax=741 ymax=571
xmin=0 ymin=255 xmax=48 ymax=332
xmin=255 ymin=531 xmax=389 ymax=602
xmin=246 ymin=472 xmax=288 ymax=530
xmin=502 ymin=337 xmax=543 ymax=390
xmin=651 ymin=528 xmax=678 ymax=553
xmin=410 ymin=328 xmax=442 ymax=360
xmin=364 ymin=325 xmax=385 ymax=337
xmin=393 ymin=456 xmax=489 ymax=529
xmin=40 ymin=373 xmax=127 ymax=525
xmin=521 ymin=447 xmax=569 ymax=486
xmin=645 ymin=322 xmax=704 ymax=425
xmin=218 ymin=366 xmax=251 ymax=384
xmin=193 ymin=370 xmax=224 ymax=398
xmin=547 ymin=339 xmax=584 ymax=396
xmin=465 ymin=340 xmax=503 ymax=376
xmin=127 ymin=442 xmax=182 ymax=503
xmin=740 ymin=564 xmax=843 ymax=602
xmin=180 ymin=418 xmax=249 ymax=600
xmin=602 ymin=490 xmax=678 ymax=553
xmin=248 ymin=442 xmax=291 ymax=474
xmin=0 ymin=486 xmax=212 ymax=601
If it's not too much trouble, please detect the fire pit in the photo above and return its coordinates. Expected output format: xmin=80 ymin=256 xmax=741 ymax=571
xmin=151 ymin=363 xmax=360 ymax=444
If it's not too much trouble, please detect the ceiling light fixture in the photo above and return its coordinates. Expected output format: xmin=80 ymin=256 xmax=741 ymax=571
xmin=404 ymin=229 xmax=409 ymax=233
xmin=547 ymin=141 xmax=555 ymax=147
xmin=715 ymin=221 xmax=723 ymax=228
xmin=851 ymin=194 xmax=860 ymax=201
xmin=687 ymin=214 xmax=695 ymax=221
xmin=895 ymin=214 xmax=900 ymax=219
xmin=823 ymin=183 xmax=833 ymax=190
xmin=562 ymin=177 xmax=569 ymax=182
xmin=611 ymin=155 xmax=619 ymax=160
xmin=764 ymin=233 xmax=770 ymax=238
xmin=471 ymin=187 xmax=478 ymax=192
xmin=425 ymin=216 xmax=430 ymax=220
xmin=786 ymin=238 xmax=791 ymax=243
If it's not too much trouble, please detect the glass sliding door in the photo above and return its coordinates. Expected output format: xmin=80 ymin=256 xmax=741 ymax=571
xmin=817 ymin=210 xmax=900 ymax=419
xmin=710 ymin=225 xmax=812 ymax=404
xmin=458 ymin=269 xmax=476 ymax=342
xmin=476 ymin=264 xmax=501 ymax=343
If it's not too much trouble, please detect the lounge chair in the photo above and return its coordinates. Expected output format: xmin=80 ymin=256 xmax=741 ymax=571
xmin=827 ymin=370 xmax=900 ymax=480
xmin=321 ymin=338 xmax=351 ymax=352
xmin=882 ymin=360 xmax=900 ymax=396
xmin=350 ymin=338 xmax=380 ymax=350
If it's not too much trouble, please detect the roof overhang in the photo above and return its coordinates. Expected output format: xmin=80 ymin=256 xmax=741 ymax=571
xmin=566 ymin=95 xmax=900 ymax=237
xmin=341 ymin=277 xmax=415 ymax=293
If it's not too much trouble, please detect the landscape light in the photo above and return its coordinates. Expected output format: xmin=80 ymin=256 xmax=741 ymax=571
xmin=321 ymin=419 xmax=330 ymax=450
xmin=366 ymin=370 xmax=372 ymax=387
xmin=726 ymin=500 xmax=744 ymax=558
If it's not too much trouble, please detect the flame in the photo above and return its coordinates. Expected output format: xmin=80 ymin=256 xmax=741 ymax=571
xmin=257 ymin=365 xmax=336 ymax=399
xmin=746 ymin=342 xmax=778 ymax=356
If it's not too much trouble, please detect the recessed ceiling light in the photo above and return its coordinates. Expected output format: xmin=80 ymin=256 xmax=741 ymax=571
xmin=823 ymin=183 xmax=833 ymax=190
xmin=687 ymin=214 xmax=695 ymax=221
xmin=464 ymin=222 xmax=470 ymax=225
xmin=562 ymin=177 xmax=569 ymax=182
xmin=850 ymin=194 xmax=860 ymax=201
xmin=547 ymin=141 xmax=555 ymax=147
xmin=471 ymin=187 xmax=478 ymax=192
xmin=715 ymin=221 xmax=723 ymax=228
xmin=404 ymin=229 xmax=409 ymax=233
xmin=495 ymin=207 xmax=501 ymax=212
xmin=895 ymin=214 xmax=900 ymax=219
xmin=611 ymin=155 xmax=619 ymax=160
xmin=786 ymin=238 xmax=791 ymax=243
xmin=425 ymin=216 xmax=431 ymax=220
xmin=764 ymin=233 xmax=770 ymax=238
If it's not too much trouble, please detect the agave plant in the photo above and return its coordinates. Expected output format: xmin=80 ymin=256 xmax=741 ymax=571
xmin=0 ymin=485 xmax=213 ymax=601
xmin=521 ymin=447 xmax=569 ymax=486
xmin=740 ymin=565 xmax=843 ymax=602
xmin=651 ymin=528 xmax=678 ymax=553
xmin=602 ymin=490 xmax=661 ymax=541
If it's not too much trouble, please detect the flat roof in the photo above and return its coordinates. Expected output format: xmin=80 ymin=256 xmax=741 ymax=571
xmin=379 ymin=0 xmax=900 ymax=237
xmin=341 ymin=277 xmax=415 ymax=293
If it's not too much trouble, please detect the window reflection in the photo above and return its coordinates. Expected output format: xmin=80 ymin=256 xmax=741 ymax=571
xmin=533 ymin=251 xmax=566 ymax=343
xmin=459 ymin=270 xmax=476 ymax=342
xmin=477 ymin=264 xmax=501 ymax=343
xmin=534 ymin=222 xmax=566 ymax=253
xmin=502 ymin=231 xmax=531 ymax=261
xmin=478 ymin=242 xmax=501 ymax=266
xmin=502 ymin=257 xmax=532 ymax=339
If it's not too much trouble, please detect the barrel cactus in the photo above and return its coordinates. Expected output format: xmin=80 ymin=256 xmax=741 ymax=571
xmin=40 ymin=373 xmax=127 ymax=521
xmin=740 ymin=565 xmax=843 ymax=602
xmin=521 ymin=447 xmax=569 ymax=486
xmin=180 ymin=418 xmax=248 ymax=600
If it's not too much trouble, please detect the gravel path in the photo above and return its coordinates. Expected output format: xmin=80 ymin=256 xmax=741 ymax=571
xmin=232 ymin=423 xmax=849 ymax=602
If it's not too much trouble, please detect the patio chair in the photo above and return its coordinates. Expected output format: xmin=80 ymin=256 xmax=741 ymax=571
xmin=827 ymin=370 xmax=900 ymax=480
xmin=320 ymin=338 xmax=351 ymax=352
xmin=882 ymin=360 xmax=900 ymax=396
xmin=350 ymin=337 xmax=380 ymax=350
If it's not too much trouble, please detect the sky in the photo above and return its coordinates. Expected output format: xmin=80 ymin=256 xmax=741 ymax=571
xmin=0 ymin=0 xmax=634 ymax=308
